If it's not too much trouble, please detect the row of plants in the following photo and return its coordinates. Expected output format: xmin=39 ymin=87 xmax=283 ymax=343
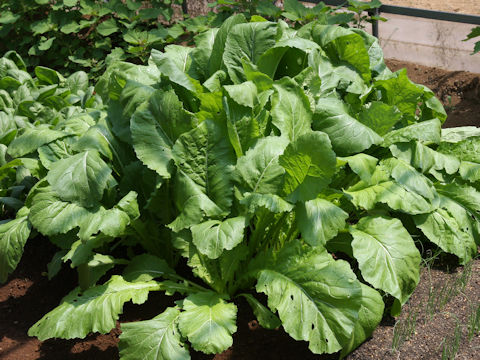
xmin=2 ymin=9 xmax=480 ymax=358
xmin=0 ymin=0 xmax=384 ymax=77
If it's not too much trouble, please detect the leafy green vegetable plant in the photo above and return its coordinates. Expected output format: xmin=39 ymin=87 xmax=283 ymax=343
xmin=1 ymin=13 xmax=480 ymax=360
xmin=0 ymin=0 xmax=192 ymax=76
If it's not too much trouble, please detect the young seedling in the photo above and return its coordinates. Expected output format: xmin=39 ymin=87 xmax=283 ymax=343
xmin=441 ymin=319 xmax=462 ymax=360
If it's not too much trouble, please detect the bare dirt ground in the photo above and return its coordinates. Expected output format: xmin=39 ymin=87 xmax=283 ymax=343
xmin=381 ymin=0 xmax=480 ymax=15
xmin=349 ymin=256 xmax=480 ymax=360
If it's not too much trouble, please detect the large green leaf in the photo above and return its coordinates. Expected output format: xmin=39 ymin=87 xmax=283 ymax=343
xmin=296 ymin=198 xmax=348 ymax=247
xmin=414 ymin=206 xmax=477 ymax=265
xmin=279 ymin=131 xmax=336 ymax=202
xmin=235 ymin=136 xmax=288 ymax=195
xmin=350 ymin=216 xmax=421 ymax=304
xmin=223 ymin=82 xmax=261 ymax=157
xmin=191 ymin=28 xmax=218 ymax=80
xmin=223 ymin=22 xmax=278 ymax=83
xmin=151 ymin=45 xmax=201 ymax=93
xmin=313 ymin=98 xmax=382 ymax=156
xmin=459 ymin=161 xmax=480 ymax=183
xmin=271 ymin=78 xmax=312 ymax=142
xmin=339 ymin=153 xmax=378 ymax=183
xmin=438 ymin=135 xmax=480 ymax=164
xmin=414 ymin=183 xmax=479 ymax=264
xmin=35 ymin=66 xmax=61 ymax=85
xmin=73 ymin=116 xmax=130 ymax=173
xmin=95 ymin=62 xmax=159 ymax=101
xmin=436 ymin=182 xmax=480 ymax=215
xmin=239 ymin=193 xmax=294 ymax=214
xmin=29 ymin=186 xmax=89 ymax=236
xmin=308 ymin=51 xmax=366 ymax=96
xmin=0 ymin=209 xmax=31 ymax=283
xmin=256 ymin=241 xmax=361 ymax=354
xmin=29 ymin=187 xmax=138 ymax=240
xmin=421 ymin=85 xmax=447 ymax=122
xmin=131 ymin=90 xmax=196 ymax=178
xmin=313 ymin=25 xmax=371 ymax=83
xmin=119 ymin=307 xmax=190 ymax=360
xmin=169 ymin=120 xmax=236 ymax=231
xmin=257 ymin=37 xmax=321 ymax=79
xmin=191 ymin=216 xmax=246 ymax=259
xmin=441 ymin=127 xmax=480 ymax=143
xmin=47 ymin=150 xmax=112 ymax=207
xmin=374 ymin=69 xmax=425 ymax=121
xmin=239 ymin=293 xmax=281 ymax=330
xmin=390 ymin=141 xmax=460 ymax=176
xmin=8 ymin=127 xmax=67 ymax=157
xmin=38 ymin=139 xmax=72 ymax=169
xmin=382 ymin=118 xmax=441 ymax=147
xmin=358 ymin=101 xmax=401 ymax=136
xmin=345 ymin=167 xmax=436 ymax=215
xmin=381 ymin=158 xmax=437 ymax=201
xmin=437 ymin=136 xmax=480 ymax=182
xmin=150 ymin=48 xmax=200 ymax=93
xmin=352 ymin=29 xmax=387 ymax=76
xmin=28 ymin=276 xmax=161 ymax=340
xmin=224 ymin=81 xmax=258 ymax=108
xmin=66 ymin=71 xmax=89 ymax=94
xmin=123 ymin=254 xmax=176 ymax=282
xmin=340 ymin=284 xmax=384 ymax=359
xmin=208 ymin=14 xmax=247 ymax=76
xmin=97 ymin=18 xmax=119 ymax=36
xmin=80 ymin=190 xmax=139 ymax=240
xmin=256 ymin=240 xmax=362 ymax=354
xmin=178 ymin=292 xmax=237 ymax=354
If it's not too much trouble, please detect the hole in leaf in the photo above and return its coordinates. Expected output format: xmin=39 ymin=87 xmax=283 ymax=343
xmin=290 ymin=295 xmax=294 ymax=301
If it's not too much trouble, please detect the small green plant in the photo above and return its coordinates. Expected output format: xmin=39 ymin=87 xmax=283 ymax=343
xmin=444 ymin=95 xmax=456 ymax=112
xmin=347 ymin=0 xmax=387 ymax=29
xmin=425 ymin=260 xmax=473 ymax=319
xmin=392 ymin=258 xmax=475 ymax=352
xmin=467 ymin=303 xmax=480 ymax=341
xmin=463 ymin=26 xmax=480 ymax=54
xmin=441 ymin=319 xmax=462 ymax=360
xmin=392 ymin=299 xmax=422 ymax=352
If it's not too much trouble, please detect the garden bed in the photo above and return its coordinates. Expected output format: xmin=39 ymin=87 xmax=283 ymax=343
xmin=1 ymin=59 xmax=479 ymax=360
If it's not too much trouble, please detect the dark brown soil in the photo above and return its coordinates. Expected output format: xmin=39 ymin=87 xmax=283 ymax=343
xmin=1 ymin=61 xmax=480 ymax=360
